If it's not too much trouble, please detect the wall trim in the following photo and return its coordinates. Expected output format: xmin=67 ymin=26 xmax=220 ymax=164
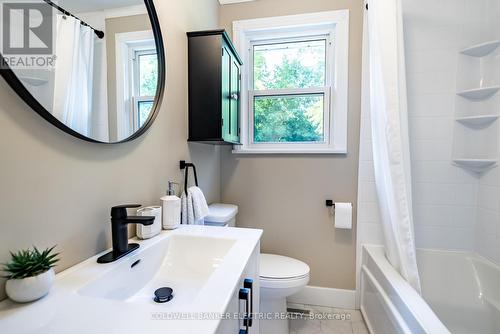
xmin=219 ymin=0 xmax=255 ymax=4
xmin=287 ymin=285 xmax=356 ymax=309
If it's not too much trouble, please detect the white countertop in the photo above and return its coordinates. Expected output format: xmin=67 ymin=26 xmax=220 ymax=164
xmin=0 ymin=225 xmax=262 ymax=334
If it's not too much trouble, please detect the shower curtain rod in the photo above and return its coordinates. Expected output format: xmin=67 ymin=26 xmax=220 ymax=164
xmin=42 ymin=0 xmax=105 ymax=39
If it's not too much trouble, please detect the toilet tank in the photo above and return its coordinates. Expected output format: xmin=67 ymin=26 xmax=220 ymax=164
xmin=204 ymin=204 xmax=238 ymax=227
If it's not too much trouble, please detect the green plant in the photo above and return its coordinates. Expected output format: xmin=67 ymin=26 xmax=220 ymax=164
xmin=2 ymin=246 xmax=59 ymax=280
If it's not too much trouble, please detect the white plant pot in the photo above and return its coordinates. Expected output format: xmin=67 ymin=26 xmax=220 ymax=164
xmin=5 ymin=268 xmax=55 ymax=303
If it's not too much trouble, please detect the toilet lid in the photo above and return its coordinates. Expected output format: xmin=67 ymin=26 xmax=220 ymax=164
xmin=204 ymin=204 xmax=238 ymax=223
xmin=260 ymin=254 xmax=310 ymax=279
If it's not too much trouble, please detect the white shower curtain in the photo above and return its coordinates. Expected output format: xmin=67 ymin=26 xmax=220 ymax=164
xmin=53 ymin=15 xmax=94 ymax=136
xmin=364 ymin=0 xmax=421 ymax=293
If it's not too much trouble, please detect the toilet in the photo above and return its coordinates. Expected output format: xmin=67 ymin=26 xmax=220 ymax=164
xmin=204 ymin=203 xmax=238 ymax=227
xmin=259 ymin=254 xmax=310 ymax=334
xmin=204 ymin=204 xmax=310 ymax=334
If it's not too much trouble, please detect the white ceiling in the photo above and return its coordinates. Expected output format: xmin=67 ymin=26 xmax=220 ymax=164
xmin=51 ymin=0 xmax=143 ymax=14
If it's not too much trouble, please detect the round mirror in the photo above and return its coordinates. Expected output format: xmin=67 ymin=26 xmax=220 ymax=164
xmin=0 ymin=0 xmax=165 ymax=143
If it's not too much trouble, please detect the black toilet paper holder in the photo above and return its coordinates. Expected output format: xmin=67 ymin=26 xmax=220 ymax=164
xmin=325 ymin=200 xmax=335 ymax=208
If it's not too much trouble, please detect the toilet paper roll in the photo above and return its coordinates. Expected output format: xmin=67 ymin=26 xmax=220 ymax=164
xmin=334 ymin=202 xmax=352 ymax=229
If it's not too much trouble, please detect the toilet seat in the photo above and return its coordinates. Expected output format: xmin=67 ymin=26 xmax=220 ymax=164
xmin=260 ymin=275 xmax=310 ymax=289
xmin=259 ymin=254 xmax=310 ymax=288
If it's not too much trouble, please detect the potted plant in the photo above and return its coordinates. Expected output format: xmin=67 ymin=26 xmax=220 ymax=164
xmin=2 ymin=246 xmax=59 ymax=303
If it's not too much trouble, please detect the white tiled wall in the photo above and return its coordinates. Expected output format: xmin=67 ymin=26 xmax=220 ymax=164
xmin=355 ymin=88 xmax=384 ymax=304
xmin=356 ymin=109 xmax=383 ymax=248
xmin=356 ymin=0 xmax=497 ymax=257
xmin=404 ymin=0 xmax=487 ymax=251
xmin=476 ymin=180 xmax=500 ymax=264
xmin=474 ymin=0 xmax=500 ymax=266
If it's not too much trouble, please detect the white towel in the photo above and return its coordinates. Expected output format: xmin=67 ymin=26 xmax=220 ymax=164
xmin=181 ymin=186 xmax=209 ymax=225
xmin=181 ymin=191 xmax=194 ymax=225
xmin=181 ymin=192 xmax=187 ymax=224
xmin=189 ymin=186 xmax=209 ymax=223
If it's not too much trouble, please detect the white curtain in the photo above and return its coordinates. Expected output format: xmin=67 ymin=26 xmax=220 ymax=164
xmin=364 ymin=0 xmax=421 ymax=293
xmin=53 ymin=15 xmax=94 ymax=136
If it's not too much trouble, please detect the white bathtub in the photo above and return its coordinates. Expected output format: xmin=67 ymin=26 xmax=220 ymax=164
xmin=360 ymin=245 xmax=500 ymax=334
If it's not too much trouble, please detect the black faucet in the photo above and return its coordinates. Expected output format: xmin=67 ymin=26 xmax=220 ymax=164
xmin=97 ymin=204 xmax=155 ymax=264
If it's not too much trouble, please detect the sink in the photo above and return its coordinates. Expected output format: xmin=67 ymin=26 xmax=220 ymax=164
xmin=0 ymin=225 xmax=262 ymax=334
xmin=78 ymin=235 xmax=236 ymax=302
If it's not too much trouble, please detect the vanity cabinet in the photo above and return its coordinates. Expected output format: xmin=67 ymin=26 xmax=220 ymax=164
xmin=187 ymin=30 xmax=243 ymax=145
xmin=216 ymin=243 xmax=260 ymax=334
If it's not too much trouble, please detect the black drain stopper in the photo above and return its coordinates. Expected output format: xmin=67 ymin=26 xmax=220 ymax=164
xmin=154 ymin=287 xmax=173 ymax=303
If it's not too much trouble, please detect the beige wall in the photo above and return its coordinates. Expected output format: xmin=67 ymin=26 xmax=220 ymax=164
xmin=220 ymin=0 xmax=363 ymax=289
xmin=0 ymin=0 xmax=220 ymax=300
xmin=105 ymin=14 xmax=152 ymax=142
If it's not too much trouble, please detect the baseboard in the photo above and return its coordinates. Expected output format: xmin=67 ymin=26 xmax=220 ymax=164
xmin=287 ymin=285 xmax=356 ymax=309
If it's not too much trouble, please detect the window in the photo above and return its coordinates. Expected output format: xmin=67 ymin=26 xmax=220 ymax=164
xmin=233 ymin=10 xmax=349 ymax=154
xmin=135 ymin=98 xmax=154 ymax=127
xmin=115 ymin=30 xmax=157 ymax=139
xmin=133 ymin=49 xmax=158 ymax=128
xmin=252 ymin=38 xmax=328 ymax=144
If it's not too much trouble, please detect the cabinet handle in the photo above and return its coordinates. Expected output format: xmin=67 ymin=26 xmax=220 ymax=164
xmin=230 ymin=93 xmax=239 ymax=101
xmin=239 ymin=288 xmax=250 ymax=334
xmin=244 ymin=279 xmax=253 ymax=327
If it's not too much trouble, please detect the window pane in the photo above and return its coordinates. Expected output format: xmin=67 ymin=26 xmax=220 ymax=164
xmin=253 ymin=39 xmax=326 ymax=90
xmin=138 ymin=101 xmax=154 ymax=127
xmin=139 ymin=53 xmax=158 ymax=96
xmin=254 ymin=94 xmax=324 ymax=143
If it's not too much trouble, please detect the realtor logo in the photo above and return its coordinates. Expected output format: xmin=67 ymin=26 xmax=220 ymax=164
xmin=2 ymin=2 xmax=53 ymax=55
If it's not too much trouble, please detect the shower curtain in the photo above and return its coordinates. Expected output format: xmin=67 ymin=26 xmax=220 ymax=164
xmin=53 ymin=15 xmax=94 ymax=136
xmin=364 ymin=0 xmax=421 ymax=293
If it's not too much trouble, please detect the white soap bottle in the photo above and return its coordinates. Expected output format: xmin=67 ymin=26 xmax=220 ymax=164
xmin=161 ymin=181 xmax=181 ymax=230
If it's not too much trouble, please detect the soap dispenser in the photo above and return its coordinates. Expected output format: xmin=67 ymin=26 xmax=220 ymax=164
xmin=161 ymin=181 xmax=181 ymax=230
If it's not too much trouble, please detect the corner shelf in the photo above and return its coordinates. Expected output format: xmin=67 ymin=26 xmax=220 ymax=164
xmin=453 ymin=38 xmax=500 ymax=176
xmin=460 ymin=40 xmax=500 ymax=57
xmin=455 ymin=115 xmax=499 ymax=127
xmin=453 ymin=159 xmax=497 ymax=173
xmin=457 ymin=86 xmax=500 ymax=100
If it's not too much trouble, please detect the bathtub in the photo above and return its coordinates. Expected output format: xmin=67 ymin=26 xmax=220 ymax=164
xmin=360 ymin=245 xmax=500 ymax=334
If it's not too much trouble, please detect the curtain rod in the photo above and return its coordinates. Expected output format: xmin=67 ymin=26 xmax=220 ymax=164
xmin=42 ymin=0 xmax=105 ymax=39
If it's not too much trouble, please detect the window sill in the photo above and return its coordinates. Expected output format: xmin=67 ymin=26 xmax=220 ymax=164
xmin=231 ymin=148 xmax=347 ymax=155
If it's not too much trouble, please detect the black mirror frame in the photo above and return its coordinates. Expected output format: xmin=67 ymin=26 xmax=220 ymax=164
xmin=0 ymin=0 xmax=166 ymax=144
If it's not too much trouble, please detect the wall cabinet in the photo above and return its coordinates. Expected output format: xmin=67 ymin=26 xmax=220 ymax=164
xmin=187 ymin=30 xmax=243 ymax=144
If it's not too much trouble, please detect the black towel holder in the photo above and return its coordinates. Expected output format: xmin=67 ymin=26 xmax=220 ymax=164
xmin=180 ymin=160 xmax=199 ymax=195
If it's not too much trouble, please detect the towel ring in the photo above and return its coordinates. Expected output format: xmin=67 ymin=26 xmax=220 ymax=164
xmin=180 ymin=160 xmax=199 ymax=195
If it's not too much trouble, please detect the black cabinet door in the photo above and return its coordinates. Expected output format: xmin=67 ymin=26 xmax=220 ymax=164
xmin=229 ymin=56 xmax=241 ymax=143
xmin=222 ymin=43 xmax=241 ymax=144
xmin=222 ymin=46 xmax=231 ymax=141
xmin=187 ymin=30 xmax=242 ymax=144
